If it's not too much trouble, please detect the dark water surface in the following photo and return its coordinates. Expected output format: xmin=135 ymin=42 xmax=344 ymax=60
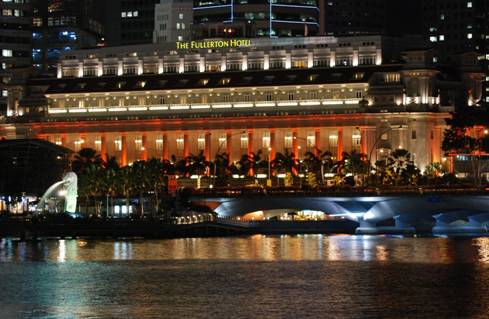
xmin=1 ymin=235 xmax=489 ymax=318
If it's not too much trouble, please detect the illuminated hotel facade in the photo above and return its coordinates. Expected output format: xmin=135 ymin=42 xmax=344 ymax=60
xmin=2 ymin=35 xmax=482 ymax=171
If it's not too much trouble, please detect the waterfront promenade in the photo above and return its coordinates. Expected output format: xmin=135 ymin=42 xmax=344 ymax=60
xmin=2 ymin=186 xmax=489 ymax=238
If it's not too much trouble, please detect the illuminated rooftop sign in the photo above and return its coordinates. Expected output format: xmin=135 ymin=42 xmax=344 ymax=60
xmin=176 ymin=39 xmax=252 ymax=50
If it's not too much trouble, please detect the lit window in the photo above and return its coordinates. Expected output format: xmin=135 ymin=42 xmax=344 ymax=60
xmin=94 ymin=138 xmax=102 ymax=151
xmin=439 ymin=35 xmax=445 ymax=41
xmin=135 ymin=137 xmax=143 ymax=151
xmin=240 ymin=134 xmax=248 ymax=149
xmin=176 ymin=137 xmax=184 ymax=150
xmin=467 ymin=33 xmax=473 ymax=39
xmin=284 ymin=133 xmax=293 ymax=148
xmin=2 ymin=49 xmax=13 ymax=57
xmin=179 ymin=13 xmax=184 ymax=19
xmin=156 ymin=136 xmax=164 ymax=151
xmin=218 ymin=134 xmax=227 ymax=149
xmin=329 ymin=134 xmax=338 ymax=147
xmin=114 ymin=138 xmax=122 ymax=151
xmin=467 ymin=2 xmax=472 ymax=8
xmin=262 ymin=132 xmax=270 ymax=149
xmin=198 ymin=136 xmax=205 ymax=150
xmin=307 ymin=133 xmax=316 ymax=148
xmin=352 ymin=130 xmax=361 ymax=147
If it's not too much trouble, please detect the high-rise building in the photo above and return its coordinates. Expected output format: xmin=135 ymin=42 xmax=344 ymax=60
xmin=104 ymin=0 xmax=160 ymax=46
xmin=153 ymin=0 xmax=193 ymax=43
xmin=0 ymin=0 xmax=32 ymax=115
xmin=320 ymin=0 xmax=423 ymax=37
xmin=31 ymin=0 xmax=104 ymax=73
xmin=473 ymin=0 xmax=489 ymax=105
xmin=420 ymin=0 xmax=489 ymax=105
xmin=192 ymin=0 xmax=319 ymax=38
xmin=423 ymin=0 xmax=480 ymax=54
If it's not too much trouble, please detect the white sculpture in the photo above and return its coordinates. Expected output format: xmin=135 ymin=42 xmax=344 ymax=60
xmin=63 ymin=172 xmax=78 ymax=213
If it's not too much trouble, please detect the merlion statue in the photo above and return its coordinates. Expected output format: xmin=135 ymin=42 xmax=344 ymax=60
xmin=63 ymin=172 xmax=78 ymax=213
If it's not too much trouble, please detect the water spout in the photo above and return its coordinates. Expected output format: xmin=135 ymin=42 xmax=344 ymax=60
xmin=36 ymin=171 xmax=78 ymax=214
xmin=36 ymin=180 xmax=65 ymax=214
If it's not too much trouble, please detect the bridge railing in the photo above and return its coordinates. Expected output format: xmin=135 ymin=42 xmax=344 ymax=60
xmin=189 ymin=185 xmax=489 ymax=197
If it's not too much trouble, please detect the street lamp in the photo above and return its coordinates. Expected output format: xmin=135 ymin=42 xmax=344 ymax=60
xmin=367 ymin=125 xmax=403 ymax=168
xmin=267 ymin=147 xmax=272 ymax=187
xmin=293 ymin=135 xmax=327 ymax=185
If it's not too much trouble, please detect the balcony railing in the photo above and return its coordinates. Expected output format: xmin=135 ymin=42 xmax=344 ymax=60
xmin=47 ymin=99 xmax=363 ymax=115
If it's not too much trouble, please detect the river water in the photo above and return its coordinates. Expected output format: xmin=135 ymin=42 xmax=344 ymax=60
xmin=1 ymin=235 xmax=489 ymax=318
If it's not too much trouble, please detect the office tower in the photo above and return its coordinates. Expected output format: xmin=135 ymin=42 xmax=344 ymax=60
xmin=154 ymin=0 xmax=193 ymax=43
xmin=104 ymin=0 xmax=160 ymax=46
xmin=193 ymin=0 xmax=319 ymax=38
xmin=31 ymin=0 xmax=104 ymax=73
xmin=0 ymin=0 xmax=32 ymax=115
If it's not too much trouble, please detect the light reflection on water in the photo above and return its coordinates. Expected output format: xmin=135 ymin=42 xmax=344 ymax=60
xmin=0 ymin=235 xmax=489 ymax=263
xmin=2 ymin=236 xmax=489 ymax=318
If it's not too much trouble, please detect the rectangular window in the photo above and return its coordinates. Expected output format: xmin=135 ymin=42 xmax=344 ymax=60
xmin=411 ymin=130 xmax=417 ymax=140
xmin=176 ymin=137 xmax=184 ymax=150
xmin=198 ymin=136 xmax=205 ymax=150
xmin=284 ymin=132 xmax=293 ymax=148
xmin=262 ymin=132 xmax=270 ymax=149
xmin=156 ymin=136 xmax=164 ymax=151
xmin=307 ymin=133 xmax=315 ymax=148
xmin=94 ymin=138 xmax=102 ymax=152
xmin=2 ymin=49 xmax=13 ymax=57
xmin=218 ymin=134 xmax=227 ymax=150
xmin=292 ymin=60 xmax=306 ymax=68
xmin=114 ymin=138 xmax=122 ymax=151
xmin=352 ymin=131 xmax=361 ymax=149
xmin=135 ymin=137 xmax=143 ymax=151
xmin=240 ymin=134 xmax=248 ymax=149
xmin=329 ymin=134 xmax=338 ymax=147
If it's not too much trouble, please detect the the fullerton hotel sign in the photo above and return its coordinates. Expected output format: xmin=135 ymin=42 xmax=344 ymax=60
xmin=176 ymin=39 xmax=252 ymax=50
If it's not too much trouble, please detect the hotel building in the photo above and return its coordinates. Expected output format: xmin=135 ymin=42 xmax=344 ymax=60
xmin=2 ymin=35 xmax=481 ymax=172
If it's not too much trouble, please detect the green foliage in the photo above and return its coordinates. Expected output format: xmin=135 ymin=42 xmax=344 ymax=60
xmin=306 ymin=172 xmax=318 ymax=188
xmin=271 ymin=150 xmax=298 ymax=176
xmin=383 ymin=149 xmax=420 ymax=186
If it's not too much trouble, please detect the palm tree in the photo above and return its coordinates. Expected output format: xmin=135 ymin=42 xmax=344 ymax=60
xmin=272 ymin=150 xmax=298 ymax=186
xmin=334 ymin=151 xmax=369 ymax=176
xmin=115 ymin=165 xmax=135 ymax=217
xmin=146 ymin=158 xmax=167 ymax=216
xmin=101 ymin=165 xmax=118 ymax=218
xmin=230 ymin=153 xmax=252 ymax=177
xmin=131 ymin=160 xmax=151 ymax=217
xmin=77 ymin=162 xmax=104 ymax=215
xmin=272 ymin=150 xmax=298 ymax=175
xmin=213 ymin=152 xmax=230 ymax=185
xmin=188 ymin=151 xmax=209 ymax=176
xmin=385 ymin=149 xmax=420 ymax=186
xmin=72 ymin=148 xmax=102 ymax=175
xmin=173 ymin=155 xmax=188 ymax=177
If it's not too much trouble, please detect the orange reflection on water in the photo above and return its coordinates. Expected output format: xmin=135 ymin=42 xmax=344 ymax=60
xmin=2 ymin=236 xmax=489 ymax=263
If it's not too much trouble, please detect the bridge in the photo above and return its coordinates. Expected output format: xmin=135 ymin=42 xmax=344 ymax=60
xmin=190 ymin=189 xmax=489 ymax=235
